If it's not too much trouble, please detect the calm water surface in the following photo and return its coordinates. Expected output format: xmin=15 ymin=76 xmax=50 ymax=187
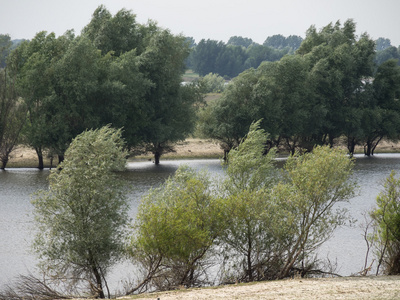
xmin=1 ymin=155 xmax=400 ymax=290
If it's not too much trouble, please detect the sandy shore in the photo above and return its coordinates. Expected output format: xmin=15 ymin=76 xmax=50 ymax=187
xmin=126 ymin=276 xmax=400 ymax=300
xmin=7 ymin=138 xmax=400 ymax=168
xmin=6 ymin=138 xmax=224 ymax=168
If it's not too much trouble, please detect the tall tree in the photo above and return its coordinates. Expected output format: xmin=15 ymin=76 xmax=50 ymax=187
xmin=361 ymin=59 xmax=400 ymax=155
xmin=0 ymin=34 xmax=12 ymax=68
xmin=82 ymin=5 xmax=143 ymax=56
xmin=41 ymin=36 xmax=103 ymax=162
xmin=0 ymin=67 xmax=26 ymax=169
xmin=32 ymin=126 xmax=129 ymax=298
xmin=298 ymin=20 xmax=376 ymax=147
xmin=13 ymin=31 xmax=72 ymax=168
xmin=137 ymin=29 xmax=202 ymax=164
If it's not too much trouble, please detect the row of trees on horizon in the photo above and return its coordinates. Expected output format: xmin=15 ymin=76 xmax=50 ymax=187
xmin=189 ymin=36 xmax=400 ymax=79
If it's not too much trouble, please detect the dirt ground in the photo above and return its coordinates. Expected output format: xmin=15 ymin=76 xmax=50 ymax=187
xmin=127 ymin=276 xmax=400 ymax=300
xmin=7 ymin=138 xmax=400 ymax=168
xmin=6 ymin=138 xmax=224 ymax=168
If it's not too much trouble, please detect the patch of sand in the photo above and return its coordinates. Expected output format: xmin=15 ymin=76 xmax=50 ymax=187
xmin=127 ymin=276 xmax=400 ymax=300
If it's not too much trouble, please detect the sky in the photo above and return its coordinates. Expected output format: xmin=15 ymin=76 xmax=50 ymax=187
xmin=1 ymin=0 xmax=400 ymax=46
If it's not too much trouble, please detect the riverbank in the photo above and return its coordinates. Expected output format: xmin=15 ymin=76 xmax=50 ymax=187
xmin=6 ymin=138 xmax=224 ymax=168
xmin=124 ymin=276 xmax=400 ymax=300
xmin=6 ymin=138 xmax=400 ymax=168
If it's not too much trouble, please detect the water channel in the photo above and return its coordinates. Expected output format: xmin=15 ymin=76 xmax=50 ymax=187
xmin=1 ymin=155 xmax=400 ymax=290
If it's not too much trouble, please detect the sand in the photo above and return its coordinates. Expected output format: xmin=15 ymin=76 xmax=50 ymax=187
xmin=126 ymin=276 xmax=400 ymax=300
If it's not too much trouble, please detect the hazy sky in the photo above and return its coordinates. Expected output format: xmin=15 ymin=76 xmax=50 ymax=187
xmin=1 ymin=0 xmax=400 ymax=46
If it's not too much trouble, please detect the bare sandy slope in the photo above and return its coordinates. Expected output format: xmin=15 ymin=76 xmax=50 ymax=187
xmin=127 ymin=276 xmax=400 ymax=300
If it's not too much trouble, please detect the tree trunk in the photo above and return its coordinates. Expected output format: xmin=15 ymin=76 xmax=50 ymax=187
xmin=247 ymin=228 xmax=253 ymax=281
xmin=223 ymin=149 xmax=229 ymax=161
xmin=364 ymin=141 xmax=372 ymax=156
xmin=347 ymin=137 xmax=356 ymax=156
xmin=0 ymin=157 xmax=7 ymax=169
xmin=58 ymin=154 xmax=64 ymax=164
xmin=91 ymin=266 xmax=105 ymax=299
xmin=154 ymin=151 xmax=160 ymax=165
xmin=35 ymin=147 xmax=44 ymax=170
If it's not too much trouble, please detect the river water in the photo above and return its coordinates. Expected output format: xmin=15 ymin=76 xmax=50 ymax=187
xmin=1 ymin=155 xmax=399 ymax=290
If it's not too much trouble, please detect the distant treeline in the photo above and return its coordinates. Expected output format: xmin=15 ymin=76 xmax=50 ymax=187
xmin=186 ymin=34 xmax=303 ymax=78
xmin=184 ymin=35 xmax=400 ymax=79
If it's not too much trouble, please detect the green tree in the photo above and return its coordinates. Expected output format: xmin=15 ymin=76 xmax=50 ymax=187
xmin=13 ymin=31 xmax=72 ymax=168
xmin=215 ymin=45 xmax=247 ymax=78
xmin=0 ymin=34 xmax=12 ymax=68
xmin=227 ymin=36 xmax=254 ymax=48
xmin=130 ymin=166 xmax=222 ymax=291
xmin=0 ymin=64 xmax=26 ymax=169
xmin=275 ymin=146 xmax=356 ymax=278
xmin=199 ymin=72 xmax=225 ymax=93
xmin=32 ymin=126 xmax=129 ymax=298
xmin=375 ymin=46 xmax=400 ymax=67
xmin=82 ymin=5 xmax=143 ymax=57
xmin=218 ymin=121 xmax=284 ymax=281
xmin=299 ymin=20 xmax=375 ymax=148
xmin=192 ymin=39 xmax=226 ymax=76
xmin=197 ymin=69 xmax=264 ymax=159
xmin=137 ymin=29 xmax=202 ymax=164
xmin=219 ymin=123 xmax=356 ymax=282
xmin=263 ymin=34 xmax=302 ymax=51
xmin=369 ymin=171 xmax=400 ymax=275
xmin=42 ymin=36 xmax=103 ymax=162
xmin=244 ymin=44 xmax=288 ymax=69
xmin=361 ymin=60 xmax=400 ymax=155
xmin=376 ymin=37 xmax=392 ymax=51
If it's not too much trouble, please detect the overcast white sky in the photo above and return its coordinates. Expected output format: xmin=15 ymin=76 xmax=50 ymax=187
xmin=1 ymin=0 xmax=400 ymax=46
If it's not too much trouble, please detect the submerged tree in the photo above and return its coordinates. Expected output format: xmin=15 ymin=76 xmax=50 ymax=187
xmin=0 ymin=64 xmax=26 ymax=169
xmin=31 ymin=126 xmax=129 ymax=298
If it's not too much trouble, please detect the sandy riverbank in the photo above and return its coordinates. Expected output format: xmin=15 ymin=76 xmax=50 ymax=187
xmin=6 ymin=138 xmax=224 ymax=168
xmin=126 ymin=276 xmax=400 ymax=300
xmin=7 ymin=138 xmax=400 ymax=168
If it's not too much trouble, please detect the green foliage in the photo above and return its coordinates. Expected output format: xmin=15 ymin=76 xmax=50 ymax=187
xmin=191 ymin=38 xmax=288 ymax=78
xmin=198 ymin=19 xmax=398 ymax=156
xmin=199 ymin=73 xmax=225 ymax=93
xmin=0 ymin=65 xmax=26 ymax=169
xmin=131 ymin=166 xmax=222 ymax=290
xmin=218 ymin=121 xmax=284 ymax=281
xmin=32 ymin=126 xmax=129 ymax=298
xmin=277 ymin=146 xmax=356 ymax=278
xmin=224 ymin=120 xmax=277 ymax=192
xmin=0 ymin=34 xmax=12 ymax=68
xmin=227 ymin=36 xmax=254 ymax=48
xmin=131 ymin=122 xmax=357 ymax=288
xmin=370 ymin=171 xmax=400 ymax=274
xmin=219 ymin=124 xmax=356 ymax=281
xmin=263 ymin=34 xmax=303 ymax=51
xmin=11 ymin=6 xmax=202 ymax=166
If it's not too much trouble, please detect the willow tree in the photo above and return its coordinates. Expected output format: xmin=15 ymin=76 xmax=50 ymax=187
xmin=32 ymin=126 xmax=129 ymax=298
